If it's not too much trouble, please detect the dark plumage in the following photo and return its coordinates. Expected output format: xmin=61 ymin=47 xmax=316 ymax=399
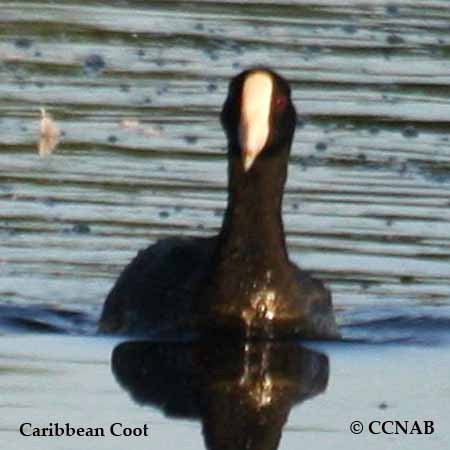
xmin=98 ymin=68 xmax=339 ymax=339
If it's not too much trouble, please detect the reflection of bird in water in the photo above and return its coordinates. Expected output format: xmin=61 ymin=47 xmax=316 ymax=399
xmin=99 ymin=67 xmax=338 ymax=340
xmin=112 ymin=341 xmax=329 ymax=450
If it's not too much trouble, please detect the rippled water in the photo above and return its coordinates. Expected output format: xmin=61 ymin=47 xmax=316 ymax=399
xmin=1 ymin=1 xmax=449 ymax=449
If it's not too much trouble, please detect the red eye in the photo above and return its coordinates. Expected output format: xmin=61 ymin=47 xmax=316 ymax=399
xmin=275 ymin=95 xmax=287 ymax=112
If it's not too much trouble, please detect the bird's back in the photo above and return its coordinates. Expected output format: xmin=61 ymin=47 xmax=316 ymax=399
xmin=98 ymin=236 xmax=216 ymax=335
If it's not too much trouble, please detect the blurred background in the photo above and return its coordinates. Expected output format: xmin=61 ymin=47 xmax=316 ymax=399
xmin=0 ymin=0 xmax=449 ymax=334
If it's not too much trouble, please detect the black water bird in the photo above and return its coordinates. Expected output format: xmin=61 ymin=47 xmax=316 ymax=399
xmin=99 ymin=68 xmax=339 ymax=339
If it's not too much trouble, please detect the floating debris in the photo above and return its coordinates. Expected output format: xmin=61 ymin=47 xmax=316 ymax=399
xmin=14 ymin=38 xmax=33 ymax=49
xmin=119 ymin=118 xmax=162 ymax=137
xmin=357 ymin=152 xmax=367 ymax=162
xmin=342 ymin=24 xmax=357 ymax=34
xmin=387 ymin=34 xmax=404 ymax=45
xmin=72 ymin=223 xmax=91 ymax=234
xmin=184 ymin=135 xmax=198 ymax=144
xmin=83 ymin=53 xmax=106 ymax=75
xmin=120 ymin=119 xmax=140 ymax=129
xmin=402 ymin=125 xmax=419 ymax=138
xmin=38 ymin=108 xmax=60 ymax=157
xmin=385 ymin=4 xmax=399 ymax=16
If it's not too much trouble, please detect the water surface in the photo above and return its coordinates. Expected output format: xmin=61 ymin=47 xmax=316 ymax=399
xmin=1 ymin=1 xmax=449 ymax=449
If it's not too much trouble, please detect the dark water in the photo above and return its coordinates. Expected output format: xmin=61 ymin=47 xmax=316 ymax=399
xmin=1 ymin=1 xmax=449 ymax=449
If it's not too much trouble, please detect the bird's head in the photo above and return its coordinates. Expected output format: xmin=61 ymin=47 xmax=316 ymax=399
xmin=221 ymin=68 xmax=297 ymax=172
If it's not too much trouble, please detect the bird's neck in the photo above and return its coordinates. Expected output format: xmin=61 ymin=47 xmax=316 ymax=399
xmin=218 ymin=153 xmax=289 ymax=265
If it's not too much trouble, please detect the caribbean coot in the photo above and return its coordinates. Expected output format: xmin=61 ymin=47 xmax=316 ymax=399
xmin=99 ymin=68 xmax=339 ymax=339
